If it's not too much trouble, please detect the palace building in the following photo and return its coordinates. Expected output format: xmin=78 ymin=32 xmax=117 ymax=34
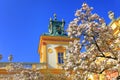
xmin=0 ymin=12 xmax=120 ymax=79
xmin=0 ymin=14 xmax=75 ymax=78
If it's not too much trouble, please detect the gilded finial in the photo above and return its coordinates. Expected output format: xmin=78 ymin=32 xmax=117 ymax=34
xmin=54 ymin=13 xmax=57 ymax=20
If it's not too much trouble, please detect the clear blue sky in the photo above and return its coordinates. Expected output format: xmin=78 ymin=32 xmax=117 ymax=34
xmin=0 ymin=0 xmax=120 ymax=62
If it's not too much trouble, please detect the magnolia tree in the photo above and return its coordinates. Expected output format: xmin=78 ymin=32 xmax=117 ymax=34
xmin=63 ymin=3 xmax=120 ymax=80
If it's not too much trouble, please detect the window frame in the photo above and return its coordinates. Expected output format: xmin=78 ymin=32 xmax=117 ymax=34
xmin=54 ymin=46 xmax=66 ymax=68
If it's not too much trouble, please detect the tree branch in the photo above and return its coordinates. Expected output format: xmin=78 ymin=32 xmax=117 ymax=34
xmin=97 ymin=55 xmax=117 ymax=60
xmin=92 ymin=36 xmax=105 ymax=56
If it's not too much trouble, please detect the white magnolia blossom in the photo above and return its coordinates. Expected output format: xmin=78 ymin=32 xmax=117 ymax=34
xmin=64 ymin=3 xmax=120 ymax=80
xmin=7 ymin=63 xmax=23 ymax=72
xmin=13 ymin=69 xmax=44 ymax=80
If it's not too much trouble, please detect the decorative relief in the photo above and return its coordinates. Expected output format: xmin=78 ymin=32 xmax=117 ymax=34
xmin=48 ymin=48 xmax=53 ymax=53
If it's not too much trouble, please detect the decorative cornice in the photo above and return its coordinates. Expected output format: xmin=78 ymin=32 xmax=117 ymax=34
xmin=38 ymin=35 xmax=79 ymax=56
xmin=40 ymin=36 xmax=77 ymax=42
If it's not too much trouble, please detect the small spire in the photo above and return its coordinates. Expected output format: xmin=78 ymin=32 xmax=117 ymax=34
xmin=49 ymin=17 xmax=52 ymax=21
xmin=62 ymin=19 xmax=65 ymax=27
xmin=54 ymin=13 xmax=57 ymax=20
xmin=62 ymin=19 xmax=64 ymax=22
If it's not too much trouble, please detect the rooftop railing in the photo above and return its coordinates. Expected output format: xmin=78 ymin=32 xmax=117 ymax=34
xmin=0 ymin=62 xmax=47 ymax=70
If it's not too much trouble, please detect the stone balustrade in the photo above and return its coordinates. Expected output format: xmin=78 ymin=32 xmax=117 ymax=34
xmin=0 ymin=62 xmax=46 ymax=73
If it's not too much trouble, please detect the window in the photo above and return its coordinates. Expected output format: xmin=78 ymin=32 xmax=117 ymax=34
xmin=58 ymin=52 xmax=64 ymax=64
xmin=54 ymin=46 xmax=66 ymax=66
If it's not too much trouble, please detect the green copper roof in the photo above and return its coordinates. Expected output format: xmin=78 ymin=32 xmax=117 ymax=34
xmin=43 ymin=14 xmax=67 ymax=36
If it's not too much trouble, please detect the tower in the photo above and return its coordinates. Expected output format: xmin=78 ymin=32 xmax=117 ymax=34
xmin=38 ymin=14 xmax=74 ymax=69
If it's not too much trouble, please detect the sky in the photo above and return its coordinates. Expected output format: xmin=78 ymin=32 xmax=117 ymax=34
xmin=0 ymin=0 xmax=120 ymax=62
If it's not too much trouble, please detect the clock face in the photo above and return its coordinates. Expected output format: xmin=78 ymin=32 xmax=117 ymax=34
xmin=56 ymin=25 xmax=62 ymax=35
xmin=57 ymin=26 xmax=60 ymax=30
